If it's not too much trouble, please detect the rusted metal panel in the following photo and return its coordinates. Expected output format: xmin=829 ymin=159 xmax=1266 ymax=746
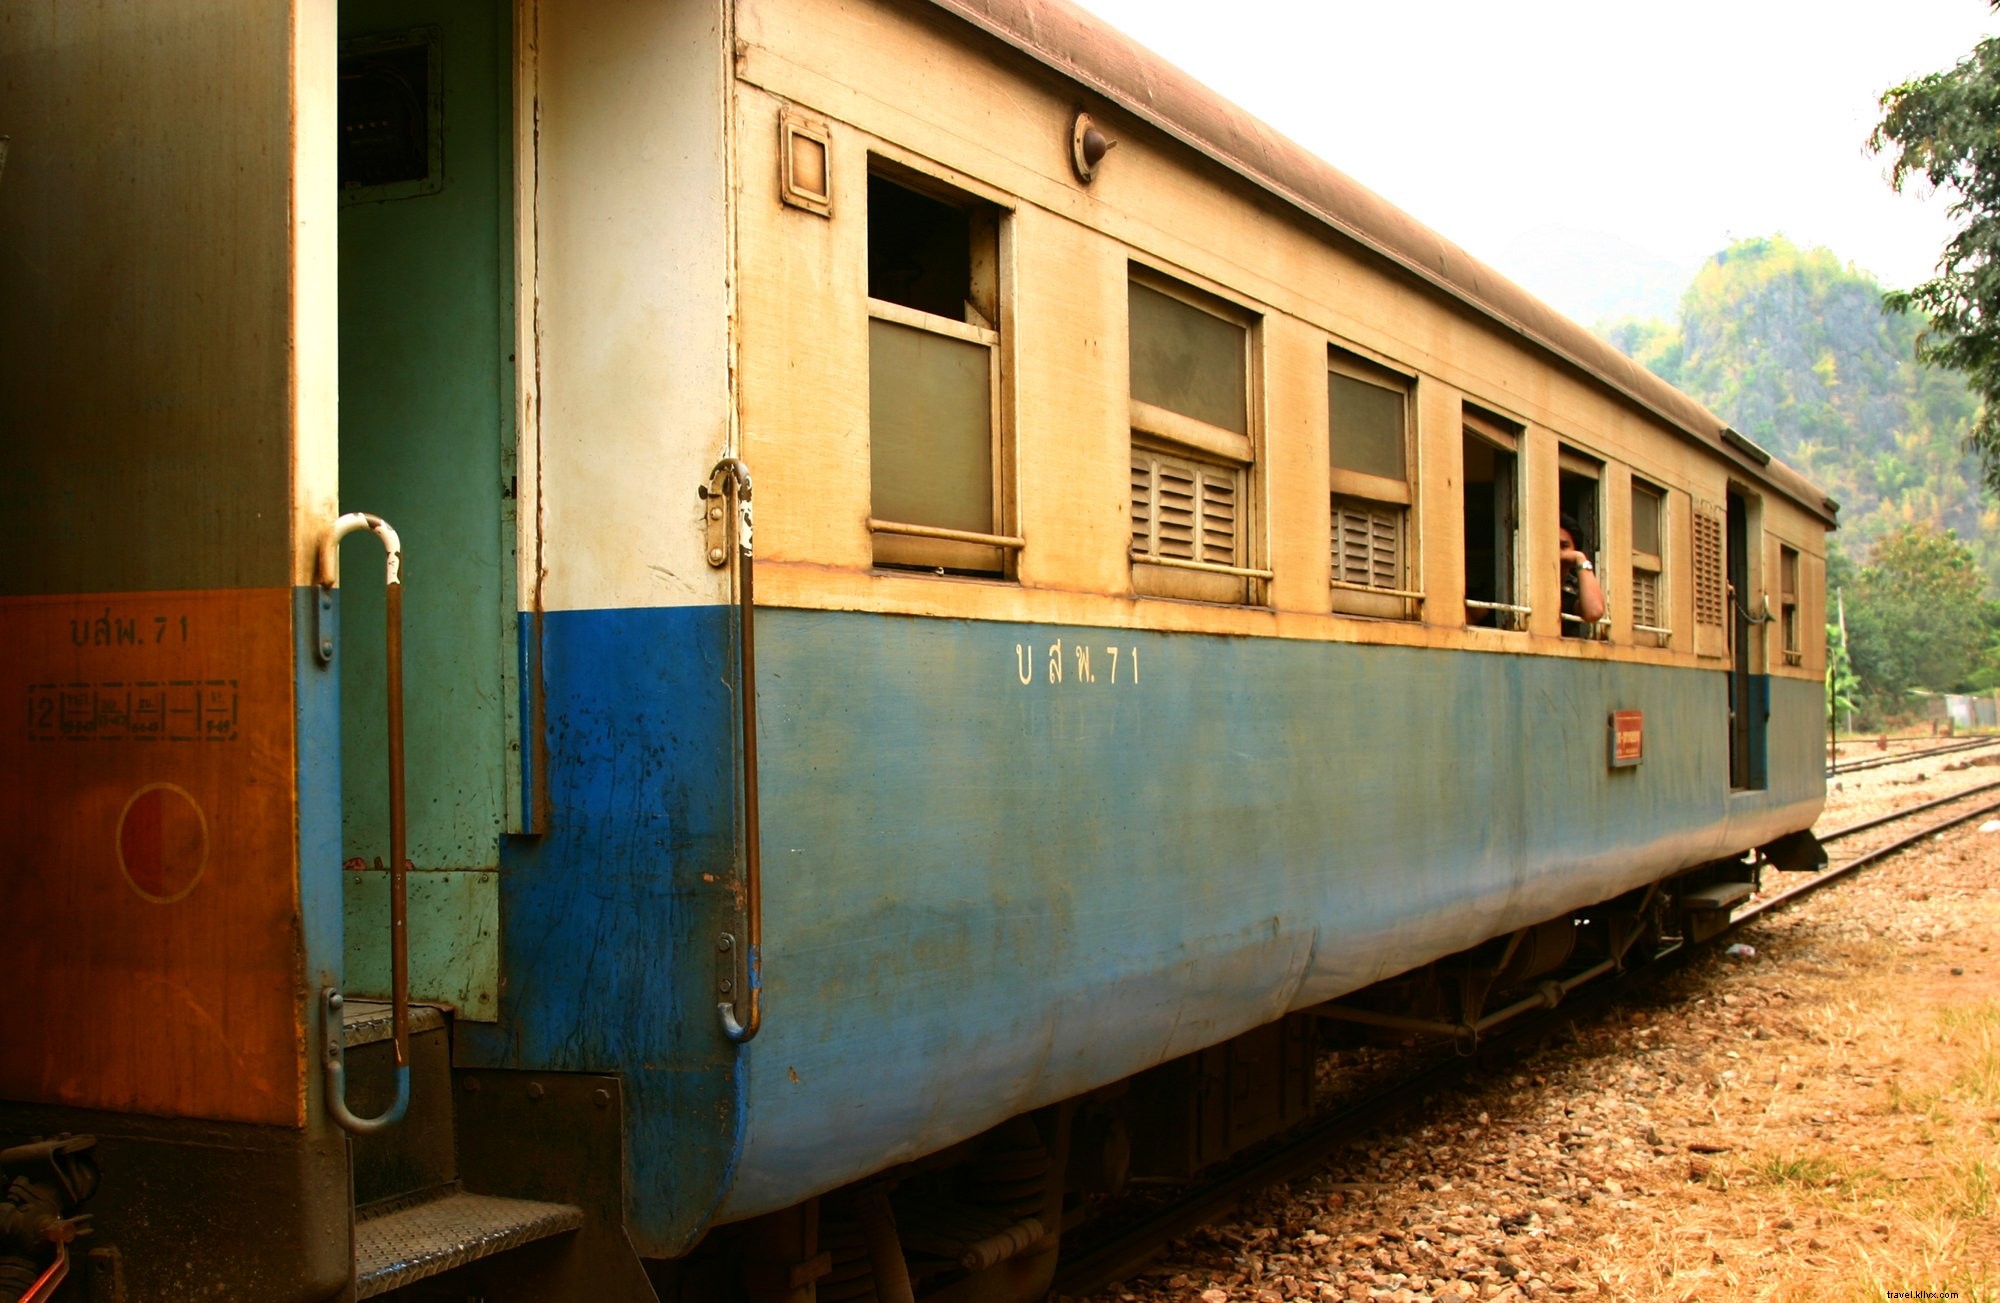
xmin=0 ymin=2 xmax=298 ymax=595
xmin=0 ymin=588 xmax=305 ymax=1126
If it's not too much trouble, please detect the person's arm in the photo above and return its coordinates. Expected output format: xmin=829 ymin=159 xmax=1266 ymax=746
xmin=1562 ymin=548 xmax=1607 ymax=623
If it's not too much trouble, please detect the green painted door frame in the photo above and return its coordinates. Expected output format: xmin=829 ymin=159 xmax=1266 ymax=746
xmin=336 ymin=0 xmax=516 ymax=1018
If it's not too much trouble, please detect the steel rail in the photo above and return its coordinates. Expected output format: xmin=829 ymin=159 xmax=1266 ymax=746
xmin=1737 ymin=790 xmax=2000 ymax=928
xmin=1827 ymin=735 xmax=2000 ymax=777
xmin=1816 ymin=778 xmax=2000 ymax=845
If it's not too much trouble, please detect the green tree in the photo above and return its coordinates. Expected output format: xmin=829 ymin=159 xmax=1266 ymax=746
xmin=1597 ymin=237 xmax=1987 ymax=584
xmin=1826 ymin=619 xmax=1860 ymax=724
xmin=1872 ymin=23 xmax=2000 ymax=491
xmin=1845 ymin=524 xmax=1988 ymax=709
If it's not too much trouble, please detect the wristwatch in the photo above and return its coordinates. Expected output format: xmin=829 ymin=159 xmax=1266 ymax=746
xmin=1576 ymin=559 xmax=1594 ymax=572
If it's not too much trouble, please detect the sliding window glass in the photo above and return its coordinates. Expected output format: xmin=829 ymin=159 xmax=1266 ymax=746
xmin=1327 ymin=351 xmax=1417 ymax=618
xmin=867 ymin=168 xmax=1013 ymax=575
xmin=1461 ymin=409 xmax=1523 ymax=629
xmin=1128 ymin=274 xmax=1263 ymax=603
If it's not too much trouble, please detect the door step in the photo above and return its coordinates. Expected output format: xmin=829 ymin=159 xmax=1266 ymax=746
xmin=340 ymin=997 xmax=448 ymax=1046
xmin=1680 ymin=881 xmax=1755 ymax=911
xmin=355 ymin=1187 xmax=585 ymax=1298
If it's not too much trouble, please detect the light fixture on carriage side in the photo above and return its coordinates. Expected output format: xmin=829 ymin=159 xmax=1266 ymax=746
xmin=1071 ymin=111 xmax=1114 ymax=184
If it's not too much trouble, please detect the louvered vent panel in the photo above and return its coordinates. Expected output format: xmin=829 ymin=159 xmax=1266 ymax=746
xmin=1693 ymin=511 xmax=1725 ymax=626
xmin=1330 ymin=498 xmax=1402 ymax=591
xmin=1129 ymin=459 xmax=1152 ymax=551
xmin=1155 ymin=461 xmax=1198 ymax=560
xmin=1632 ymin=568 xmax=1661 ymax=628
xmin=1132 ymin=447 xmax=1243 ymax=566
xmin=1199 ymin=470 xmax=1237 ymax=566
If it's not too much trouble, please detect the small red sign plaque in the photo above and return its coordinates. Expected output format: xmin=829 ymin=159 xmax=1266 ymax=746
xmin=1609 ymin=709 xmax=1644 ymax=768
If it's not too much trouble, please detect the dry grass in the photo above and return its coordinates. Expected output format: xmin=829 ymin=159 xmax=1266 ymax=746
xmin=1563 ymin=853 xmax=2000 ymax=1303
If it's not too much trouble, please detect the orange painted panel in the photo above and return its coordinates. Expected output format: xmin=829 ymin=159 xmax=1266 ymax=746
xmin=0 ymin=590 xmax=303 ymax=1126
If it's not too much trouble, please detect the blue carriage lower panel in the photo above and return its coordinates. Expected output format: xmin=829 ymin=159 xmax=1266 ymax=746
xmin=714 ymin=611 xmax=1823 ymax=1222
xmin=455 ymin=605 xmax=746 ymax=1258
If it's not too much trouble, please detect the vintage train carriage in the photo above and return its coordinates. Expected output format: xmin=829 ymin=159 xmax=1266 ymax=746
xmin=0 ymin=0 xmax=1829 ymax=1299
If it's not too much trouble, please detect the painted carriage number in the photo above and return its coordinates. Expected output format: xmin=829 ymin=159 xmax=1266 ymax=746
xmin=27 ymin=680 xmax=239 ymax=743
xmin=69 ymin=610 xmax=191 ymax=648
xmin=1014 ymin=641 xmax=1139 ymax=686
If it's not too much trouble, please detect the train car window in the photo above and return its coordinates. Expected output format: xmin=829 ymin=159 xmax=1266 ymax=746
xmin=1461 ymin=411 xmax=1524 ymax=629
xmin=1328 ymin=351 xmax=1418 ymax=618
xmin=866 ymin=169 xmax=1013 ymax=576
xmin=1780 ymin=544 xmax=1802 ymax=665
xmin=1130 ymin=282 xmax=1248 ymax=434
xmin=1631 ymin=478 xmax=1670 ymax=644
xmin=1557 ymin=451 xmax=1607 ymax=640
xmin=1128 ymin=273 xmax=1263 ymax=603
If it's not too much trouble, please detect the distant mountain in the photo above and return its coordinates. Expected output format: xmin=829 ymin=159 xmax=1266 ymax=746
xmin=1596 ymin=235 xmax=1994 ymax=580
xmin=1493 ymin=225 xmax=1695 ymax=328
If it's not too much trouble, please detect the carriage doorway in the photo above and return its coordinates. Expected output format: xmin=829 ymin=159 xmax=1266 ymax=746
xmin=1726 ymin=488 xmax=1766 ymax=791
xmin=334 ymin=0 xmax=518 ymax=1018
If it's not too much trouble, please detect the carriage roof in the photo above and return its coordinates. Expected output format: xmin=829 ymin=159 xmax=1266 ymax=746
xmin=921 ymin=0 xmax=1838 ymax=526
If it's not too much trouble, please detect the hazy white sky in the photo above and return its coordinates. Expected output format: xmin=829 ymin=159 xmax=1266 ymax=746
xmin=1067 ymin=0 xmax=1999 ymax=315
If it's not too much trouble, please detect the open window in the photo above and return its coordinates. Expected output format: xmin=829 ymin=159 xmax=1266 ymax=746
xmin=1462 ymin=409 xmax=1523 ymax=629
xmin=1328 ymin=350 xmax=1419 ymax=618
xmin=1128 ymin=273 xmax=1265 ymax=603
xmin=1557 ymin=449 xmax=1607 ymax=640
xmin=1631 ymin=477 xmax=1670 ymax=644
xmin=866 ymin=167 xmax=1015 ymax=576
xmin=1779 ymin=544 xmax=1801 ymax=665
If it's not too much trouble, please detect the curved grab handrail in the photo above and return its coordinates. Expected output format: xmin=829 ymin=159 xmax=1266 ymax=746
xmin=318 ymin=512 xmax=413 ymax=1133
xmin=322 ymin=987 xmax=410 ymax=1135
xmin=705 ymin=460 xmax=762 ymax=1043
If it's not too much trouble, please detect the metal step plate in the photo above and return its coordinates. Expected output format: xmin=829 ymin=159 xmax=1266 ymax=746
xmin=1680 ymin=881 xmax=1755 ymax=911
xmin=354 ymin=1190 xmax=585 ymax=1298
xmin=340 ymin=998 xmax=449 ymax=1048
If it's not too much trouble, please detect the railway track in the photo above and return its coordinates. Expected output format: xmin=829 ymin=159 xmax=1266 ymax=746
xmin=1049 ymin=779 xmax=2000 ymax=1299
xmin=1825 ymin=734 xmax=2000 ymax=777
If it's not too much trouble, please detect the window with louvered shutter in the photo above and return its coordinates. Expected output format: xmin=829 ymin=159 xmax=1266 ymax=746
xmin=1132 ymin=447 xmax=1242 ymax=568
xmin=1327 ymin=351 xmax=1418 ymax=617
xmin=1128 ymin=272 xmax=1260 ymax=603
xmin=1330 ymin=497 xmax=1402 ymax=591
xmin=1631 ymin=567 xmax=1661 ymax=629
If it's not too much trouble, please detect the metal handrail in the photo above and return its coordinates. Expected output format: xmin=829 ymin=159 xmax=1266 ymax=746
xmin=316 ymin=512 xmax=411 ymax=1134
xmin=706 ymin=461 xmax=763 ymax=1043
xmin=1328 ymin=578 xmax=1426 ymax=602
xmin=1128 ymin=550 xmax=1274 ymax=580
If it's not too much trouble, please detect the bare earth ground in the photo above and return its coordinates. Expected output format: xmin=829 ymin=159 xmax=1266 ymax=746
xmin=1057 ymin=755 xmax=2000 ymax=1303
